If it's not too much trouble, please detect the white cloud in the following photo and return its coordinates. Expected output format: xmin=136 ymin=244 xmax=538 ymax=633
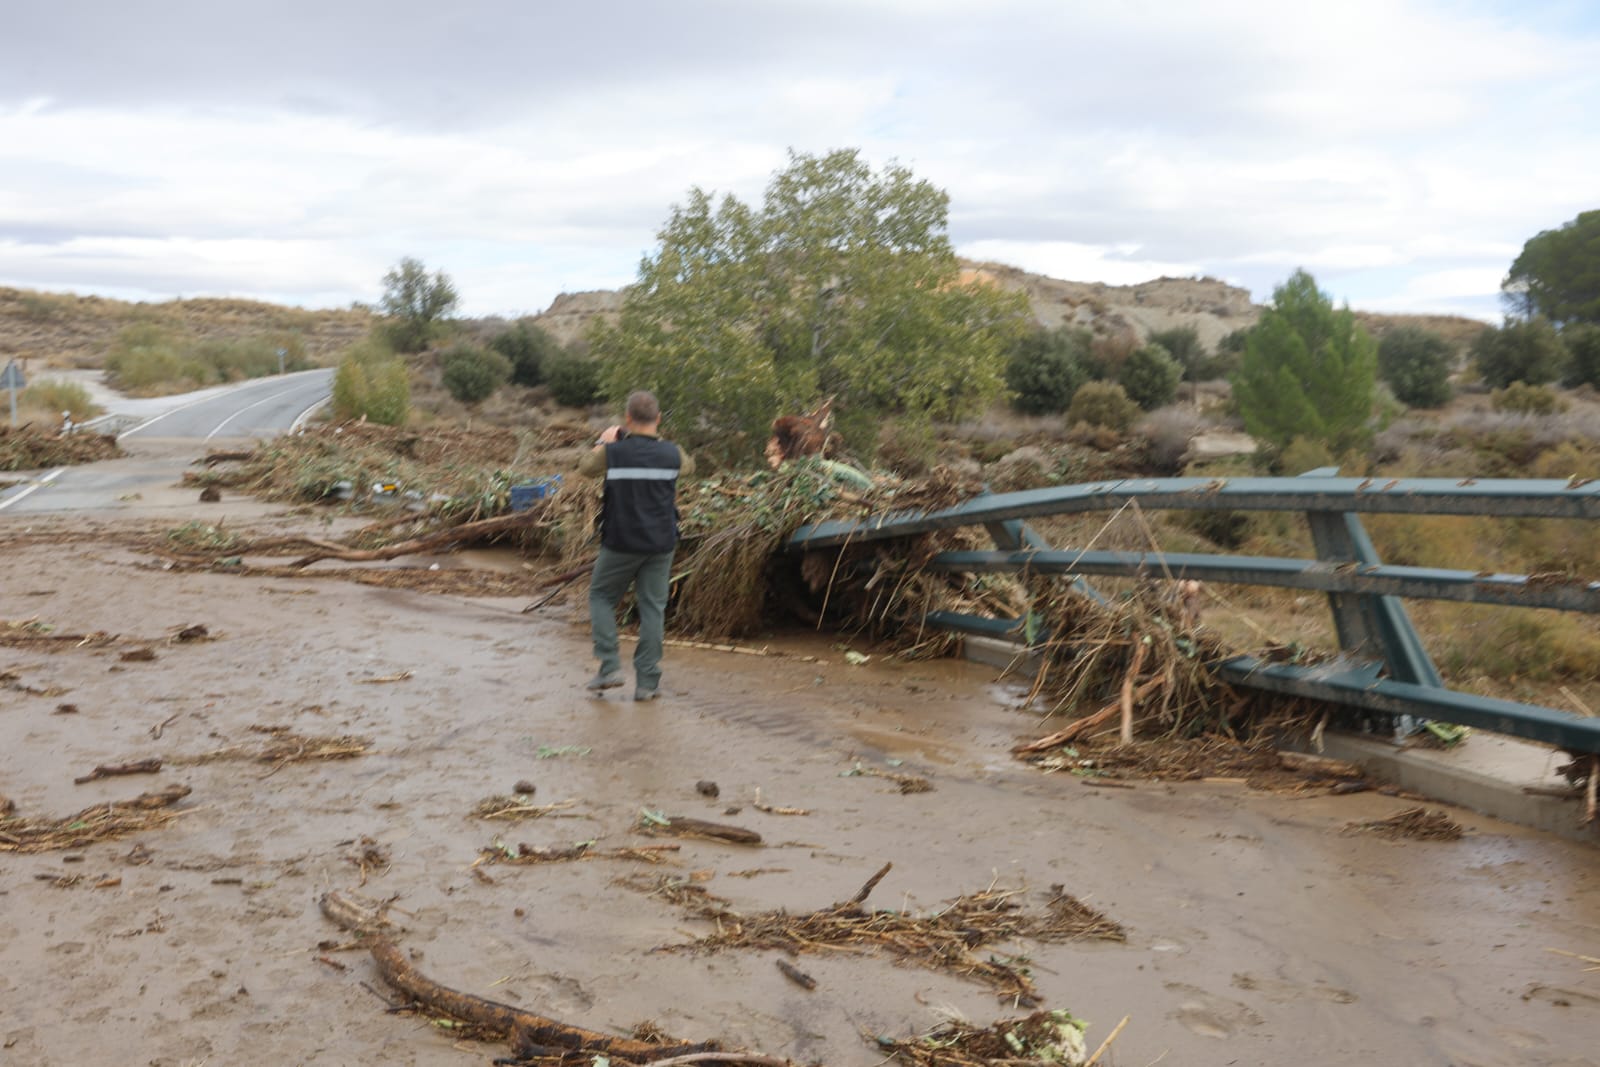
xmin=0 ymin=0 xmax=1595 ymax=319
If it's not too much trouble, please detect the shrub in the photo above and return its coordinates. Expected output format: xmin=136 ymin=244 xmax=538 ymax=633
xmin=1564 ymin=323 xmax=1600 ymax=389
xmin=104 ymin=324 xmax=187 ymax=391
xmin=1377 ymin=326 xmax=1453 ymax=408
xmin=489 ymin=322 xmax=559 ymax=387
xmin=1490 ymin=381 xmax=1567 ymax=415
xmin=379 ymin=257 xmax=459 ymax=353
xmin=1117 ymin=343 xmax=1183 ymax=410
xmin=545 ymin=352 xmax=603 ymax=408
xmin=1005 ymin=326 xmax=1089 ymax=414
xmin=1136 ymin=405 xmax=1207 ymax=473
xmin=332 ymin=339 xmax=410 ymax=425
xmin=875 ymin=417 xmax=939 ymax=477
xmin=1473 ymin=318 xmax=1568 ymax=387
xmin=1147 ymin=326 xmax=1212 ymax=381
xmin=1066 ymin=381 xmax=1140 ymax=432
xmin=439 ymin=344 xmax=511 ymax=405
xmin=19 ymin=380 xmax=102 ymax=423
xmin=1278 ymin=435 xmax=1336 ymax=475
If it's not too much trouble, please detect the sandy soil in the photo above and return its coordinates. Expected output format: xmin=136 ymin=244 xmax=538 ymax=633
xmin=2 ymin=503 xmax=1598 ymax=1067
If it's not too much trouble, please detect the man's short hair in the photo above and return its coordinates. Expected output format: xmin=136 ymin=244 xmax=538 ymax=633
xmin=626 ymin=390 xmax=660 ymax=424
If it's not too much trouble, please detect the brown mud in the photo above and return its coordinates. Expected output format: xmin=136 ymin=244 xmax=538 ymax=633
xmin=1 ymin=516 xmax=1598 ymax=1067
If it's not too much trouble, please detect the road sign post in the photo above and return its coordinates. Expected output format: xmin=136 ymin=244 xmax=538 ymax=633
xmin=1 ymin=360 xmax=24 ymax=428
xmin=277 ymin=348 xmax=287 ymax=375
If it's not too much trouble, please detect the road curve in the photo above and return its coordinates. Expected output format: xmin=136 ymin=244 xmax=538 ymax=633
xmin=118 ymin=367 xmax=334 ymax=440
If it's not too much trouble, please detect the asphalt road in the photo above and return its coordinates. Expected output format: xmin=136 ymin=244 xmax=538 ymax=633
xmin=0 ymin=369 xmax=333 ymax=515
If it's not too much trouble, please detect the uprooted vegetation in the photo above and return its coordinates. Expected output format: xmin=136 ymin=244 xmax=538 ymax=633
xmin=1 ymin=424 xmax=124 ymax=471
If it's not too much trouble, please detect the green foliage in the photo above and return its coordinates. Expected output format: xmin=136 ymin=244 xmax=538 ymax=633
xmin=1561 ymin=323 xmax=1600 ymax=389
xmin=1066 ymin=381 xmax=1139 ymax=432
xmin=19 ymin=380 xmax=101 ymax=422
xmin=1117 ymin=343 xmax=1182 ymax=410
xmin=1472 ymin=317 xmax=1568 ymax=388
xmin=1231 ymin=269 xmax=1376 ymax=454
xmin=545 ymin=352 xmax=603 ymax=408
xmin=489 ymin=321 xmax=559 ymax=387
xmin=1147 ymin=326 xmax=1215 ymax=381
xmin=1278 ymin=435 xmax=1336 ymax=475
xmin=1503 ymin=210 xmax=1600 ymax=326
xmin=332 ymin=339 xmax=410 ymax=425
xmin=1490 ymin=381 xmax=1567 ymax=415
xmin=590 ymin=148 xmax=1030 ymax=462
xmin=1006 ymin=326 xmax=1089 ymax=414
xmin=379 ymin=257 xmax=459 ymax=353
xmin=1377 ymin=326 xmax=1453 ymax=408
xmin=104 ymin=323 xmax=311 ymax=393
xmin=439 ymin=344 xmax=512 ymax=405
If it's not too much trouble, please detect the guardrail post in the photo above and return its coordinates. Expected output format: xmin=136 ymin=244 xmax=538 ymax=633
xmin=1299 ymin=468 xmax=1442 ymax=687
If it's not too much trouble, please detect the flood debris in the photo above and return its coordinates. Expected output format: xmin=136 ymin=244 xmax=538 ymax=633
xmin=0 ymin=619 xmax=117 ymax=650
xmin=474 ymin=840 xmax=681 ymax=867
xmin=0 ymin=784 xmax=192 ymax=853
xmin=171 ymin=729 xmax=372 ymax=766
xmin=1343 ymin=807 xmax=1466 ymax=841
xmin=471 ymin=797 xmax=578 ymax=821
xmin=774 ymin=959 xmax=817 ymax=990
xmin=658 ymin=863 xmax=1124 ymax=1005
xmin=317 ymin=890 xmax=715 ymax=1063
xmin=879 ymin=1008 xmax=1130 ymax=1067
xmin=840 ymin=762 xmax=933 ymax=794
xmin=74 ymin=758 xmax=163 ymax=784
xmin=637 ymin=810 xmax=763 ymax=845
xmin=0 ymin=424 xmax=123 ymax=470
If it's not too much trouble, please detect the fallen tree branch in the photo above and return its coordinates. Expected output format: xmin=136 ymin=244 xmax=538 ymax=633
xmin=74 ymin=758 xmax=163 ymax=785
xmin=1014 ymin=676 xmax=1164 ymax=754
xmin=289 ymin=508 xmax=547 ymax=569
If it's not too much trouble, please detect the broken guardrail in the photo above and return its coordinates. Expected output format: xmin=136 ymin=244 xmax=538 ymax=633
xmin=788 ymin=469 xmax=1600 ymax=755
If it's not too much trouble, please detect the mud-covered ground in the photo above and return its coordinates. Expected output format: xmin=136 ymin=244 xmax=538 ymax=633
xmin=2 ymin=506 xmax=1599 ymax=1067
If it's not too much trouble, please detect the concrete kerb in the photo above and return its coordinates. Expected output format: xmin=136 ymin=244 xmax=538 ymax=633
xmin=958 ymin=635 xmax=1597 ymax=845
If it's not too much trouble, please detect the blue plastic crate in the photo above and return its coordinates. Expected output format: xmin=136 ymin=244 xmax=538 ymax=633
xmin=510 ymin=475 xmax=562 ymax=511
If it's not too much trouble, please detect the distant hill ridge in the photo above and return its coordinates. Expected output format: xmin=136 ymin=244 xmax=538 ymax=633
xmin=1 ymin=261 xmax=1488 ymax=367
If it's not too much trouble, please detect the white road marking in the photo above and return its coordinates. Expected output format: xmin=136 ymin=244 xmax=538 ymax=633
xmin=0 ymin=468 xmax=65 ymax=512
xmin=204 ymin=381 xmax=317 ymax=440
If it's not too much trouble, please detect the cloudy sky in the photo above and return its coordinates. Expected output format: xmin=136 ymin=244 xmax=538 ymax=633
xmin=3 ymin=1 xmax=1596 ymax=321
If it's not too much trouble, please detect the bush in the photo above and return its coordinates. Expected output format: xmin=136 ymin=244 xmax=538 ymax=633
xmin=1005 ymin=326 xmax=1089 ymax=414
xmin=1136 ymin=405 xmax=1207 ymax=472
xmin=545 ymin=352 xmax=603 ymax=408
xmin=1117 ymin=343 xmax=1183 ymax=410
xmin=1278 ymin=435 xmax=1336 ymax=475
xmin=439 ymin=344 xmax=511 ymax=405
xmin=489 ymin=321 xmax=559 ymax=387
xmin=1147 ymin=326 xmax=1210 ymax=381
xmin=1473 ymin=318 xmax=1568 ymax=387
xmin=1564 ymin=323 xmax=1600 ymax=389
xmin=1490 ymin=381 xmax=1567 ymax=415
xmin=1377 ymin=326 xmax=1453 ymax=408
xmin=1066 ymin=381 xmax=1140 ymax=432
xmin=332 ymin=339 xmax=410 ymax=425
xmin=105 ymin=324 xmax=187 ymax=391
xmin=19 ymin=380 xmax=102 ymax=423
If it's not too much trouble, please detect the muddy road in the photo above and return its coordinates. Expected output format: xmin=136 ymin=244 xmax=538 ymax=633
xmin=1 ymin=512 xmax=1597 ymax=1067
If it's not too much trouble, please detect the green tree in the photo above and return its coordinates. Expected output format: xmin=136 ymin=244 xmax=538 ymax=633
xmin=1117 ymin=342 xmax=1182 ymax=410
xmin=1564 ymin=323 xmax=1600 ymax=389
xmin=440 ymin=344 xmax=512 ymax=405
xmin=379 ymin=257 xmax=459 ymax=353
xmin=1503 ymin=210 xmax=1600 ymax=326
xmin=1148 ymin=326 xmax=1210 ymax=381
xmin=590 ymin=148 xmax=1030 ymax=461
xmin=545 ymin=352 xmax=603 ymax=408
xmin=1377 ymin=326 xmax=1453 ymax=408
xmin=1231 ymin=270 xmax=1376 ymax=453
xmin=1473 ymin=318 xmax=1568 ymax=388
xmin=1067 ymin=381 xmax=1140 ymax=431
xmin=490 ymin=321 xmax=559 ymax=387
xmin=1006 ymin=325 xmax=1089 ymax=414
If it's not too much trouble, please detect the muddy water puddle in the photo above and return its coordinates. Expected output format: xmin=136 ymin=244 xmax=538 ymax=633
xmin=1 ymin=539 xmax=1597 ymax=1066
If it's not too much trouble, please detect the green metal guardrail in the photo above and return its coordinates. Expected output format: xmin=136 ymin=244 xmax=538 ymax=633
xmin=788 ymin=469 xmax=1600 ymax=754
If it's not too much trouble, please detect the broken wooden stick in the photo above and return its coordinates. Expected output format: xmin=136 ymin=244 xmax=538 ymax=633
xmin=774 ymin=959 xmax=816 ymax=990
xmin=74 ymin=758 xmax=163 ymax=785
xmin=1014 ymin=676 xmax=1164 ymax=754
xmin=844 ymin=861 xmax=892 ymax=906
xmin=643 ymin=815 xmax=763 ymax=846
xmin=1084 ymin=1014 xmax=1130 ymax=1067
xmin=1119 ymin=640 xmax=1149 ymax=745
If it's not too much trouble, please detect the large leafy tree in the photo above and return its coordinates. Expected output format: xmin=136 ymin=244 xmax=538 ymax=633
xmin=379 ymin=257 xmax=459 ymax=353
xmin=591 ymin=149 xmax=1030 ymax=461
xmin=1503 ymin=210 xmax=1600 ymax=326
xmin=1472 ymin=317 xmax=1568 ymax=388
xmin=1232 ymin=270 xmax=1376 ymax=454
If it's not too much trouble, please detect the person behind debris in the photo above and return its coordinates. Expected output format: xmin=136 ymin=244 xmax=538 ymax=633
xmin=576 ymin=390 xmax=695 ymax=702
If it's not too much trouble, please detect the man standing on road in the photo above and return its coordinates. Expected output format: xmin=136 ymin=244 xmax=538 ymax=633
xmin=577 ymin=390 xmax=694 ymax=701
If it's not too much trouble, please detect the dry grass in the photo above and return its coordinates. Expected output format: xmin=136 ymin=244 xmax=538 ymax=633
xmin=1342 ymin=807 xmax=1466 ymax=841
xmin=0 ymin=785 xmax=191 ymax=853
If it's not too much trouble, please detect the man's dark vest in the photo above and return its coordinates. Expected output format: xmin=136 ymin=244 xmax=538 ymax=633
xmin=600 ymin=435 xmax=683 ymax=554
